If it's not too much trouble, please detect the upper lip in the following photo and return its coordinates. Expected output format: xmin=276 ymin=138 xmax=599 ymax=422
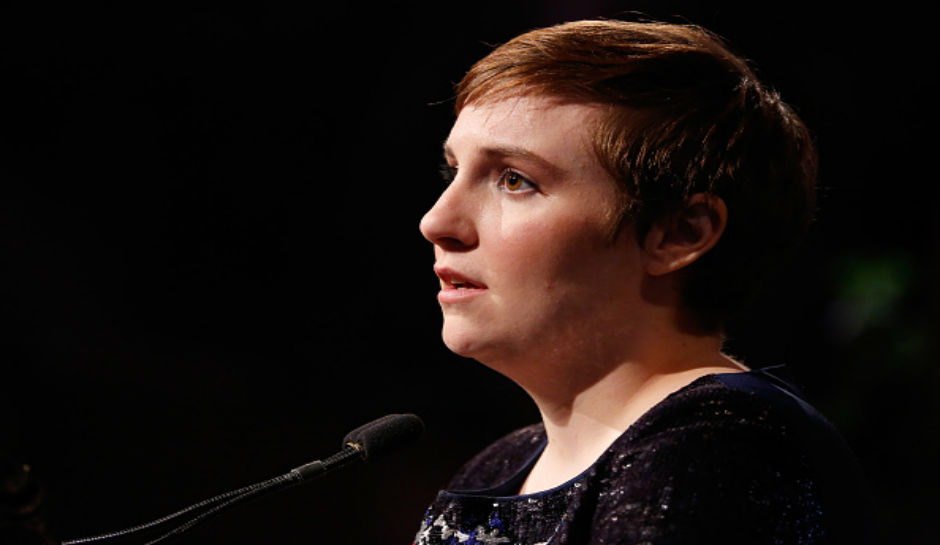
xmin=434 ymin=266 xmax=487 ymax=289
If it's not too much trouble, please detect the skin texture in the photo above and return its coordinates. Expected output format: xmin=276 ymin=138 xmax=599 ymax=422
xmin=423 ymin=97 xmax=643 ymax=366
xmin=420 ymin=95 xmax=744 ymax=494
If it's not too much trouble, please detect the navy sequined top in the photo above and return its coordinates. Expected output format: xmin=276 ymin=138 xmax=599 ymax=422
xmin=413 ymin=367 xmax=876 ymax=545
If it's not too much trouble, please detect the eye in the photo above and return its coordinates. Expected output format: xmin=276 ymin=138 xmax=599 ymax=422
xmin=496 ymin=170 xmax=537 ymax=193
xmin=439 ymin=162 xmax=458 ymax=184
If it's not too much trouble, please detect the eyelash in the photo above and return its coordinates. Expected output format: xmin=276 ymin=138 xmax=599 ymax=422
xmin=439 ymin=163 xmax=457 ymax=184
xmin=438 ymin=163 xmax=538 ymax=194
xmin=496 ymin=169 xmax=537 ymax=194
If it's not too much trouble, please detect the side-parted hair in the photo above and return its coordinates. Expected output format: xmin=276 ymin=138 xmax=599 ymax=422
xmin=455 ymin=20 xmax=818 ymax=332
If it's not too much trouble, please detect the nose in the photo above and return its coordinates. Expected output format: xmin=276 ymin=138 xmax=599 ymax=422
xmin=419 ymin=180 xmax=478 ymax=251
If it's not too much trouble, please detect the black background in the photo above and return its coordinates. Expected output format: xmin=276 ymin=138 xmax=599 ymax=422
xmin=1 ymin=1 xmax=937 ymax=543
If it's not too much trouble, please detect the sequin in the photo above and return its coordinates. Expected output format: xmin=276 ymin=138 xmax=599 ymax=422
xmin=412 ymin=368 xmax=877 ymax=545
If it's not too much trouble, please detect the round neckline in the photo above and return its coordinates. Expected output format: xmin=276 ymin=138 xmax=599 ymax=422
xmin=441 ymin=367 xmax=783 ymax=501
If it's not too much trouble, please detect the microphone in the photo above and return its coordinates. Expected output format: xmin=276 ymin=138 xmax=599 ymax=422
xmin=60 ymin=413 xmax=424 ymax=545
xmin=291 ymin=413 xmax=424 ymax=480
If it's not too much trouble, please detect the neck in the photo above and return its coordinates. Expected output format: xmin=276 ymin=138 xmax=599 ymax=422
xmin=507 ymin=330 xmax=744 ymax=494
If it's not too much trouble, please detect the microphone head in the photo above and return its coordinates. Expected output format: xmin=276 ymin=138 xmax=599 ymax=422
xmin=343 ymin=413 xmax=424 ymax=462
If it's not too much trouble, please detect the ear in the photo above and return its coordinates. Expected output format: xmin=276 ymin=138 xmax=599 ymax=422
xmin=642 ymin=193 xmax=727 ymax=276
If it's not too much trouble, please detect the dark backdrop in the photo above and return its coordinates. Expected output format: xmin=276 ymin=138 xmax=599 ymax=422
xmin=1 ymin=1 xmax=936 ymax=543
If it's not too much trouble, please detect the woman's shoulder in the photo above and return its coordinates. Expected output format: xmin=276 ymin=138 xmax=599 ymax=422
xmin=611 ymin=367 xmax=864 ymax=499
xmin=623 ymin=366 xmax=854 ymax=458
xmin=590 ymin=367 xmax=877 ymax=544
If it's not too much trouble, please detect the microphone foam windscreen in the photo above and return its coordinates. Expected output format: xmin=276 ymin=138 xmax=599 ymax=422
xmin=343 ymin=413 xmax=424 ymax=461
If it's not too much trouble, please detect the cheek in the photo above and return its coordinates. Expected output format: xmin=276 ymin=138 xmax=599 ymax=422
xmin=487 ymin=209 xmax=613 ymax=288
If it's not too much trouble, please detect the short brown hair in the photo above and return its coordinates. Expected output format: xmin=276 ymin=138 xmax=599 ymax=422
xmin=455 ymin=20 xmax=817 ymax=332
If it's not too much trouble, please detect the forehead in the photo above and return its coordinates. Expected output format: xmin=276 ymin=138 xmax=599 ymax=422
xmin=444 ymin=96 xmax=605 ymax=174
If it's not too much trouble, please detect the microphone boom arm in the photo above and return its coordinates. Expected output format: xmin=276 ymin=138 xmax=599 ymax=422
xmin=59 ymin=414 xmax=423 ymax=545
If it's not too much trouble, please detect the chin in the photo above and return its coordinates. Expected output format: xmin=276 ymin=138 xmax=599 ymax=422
xmin=440 ymin=323 xmax=524 ymax=367
xmin=440 ymin=326 xmax=481 ymax=358
xmin=440 ymin=320 xmax=497 ymax=359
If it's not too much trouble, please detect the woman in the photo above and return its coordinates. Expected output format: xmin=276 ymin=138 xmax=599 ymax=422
xmin=415 ymin=20 xmax=874 ymax=545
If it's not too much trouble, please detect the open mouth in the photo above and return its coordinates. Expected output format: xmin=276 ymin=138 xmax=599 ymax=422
xmin=435 ymin=267 xmax=486 ymax=291
xmin=448 ymin=278 xmax=483 ymax=290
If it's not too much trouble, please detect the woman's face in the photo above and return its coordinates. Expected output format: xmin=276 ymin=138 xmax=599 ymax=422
xmin=420 ymin=95 xmax=647 ymax=367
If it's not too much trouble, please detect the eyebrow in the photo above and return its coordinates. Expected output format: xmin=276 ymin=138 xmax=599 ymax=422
xmin=442 ymin=142 xmax=564 ymax=178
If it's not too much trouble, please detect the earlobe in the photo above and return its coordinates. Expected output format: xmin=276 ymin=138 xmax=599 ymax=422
xmin=644 ymin=194 xmax=727 ymax=276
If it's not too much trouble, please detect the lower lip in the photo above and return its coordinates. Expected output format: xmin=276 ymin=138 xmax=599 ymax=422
xmin=437 ymin=287 xmax=487 ymax=303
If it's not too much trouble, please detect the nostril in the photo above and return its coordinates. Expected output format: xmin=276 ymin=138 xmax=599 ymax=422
xmin=435 ymin=236 xmax=474 ymax=252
